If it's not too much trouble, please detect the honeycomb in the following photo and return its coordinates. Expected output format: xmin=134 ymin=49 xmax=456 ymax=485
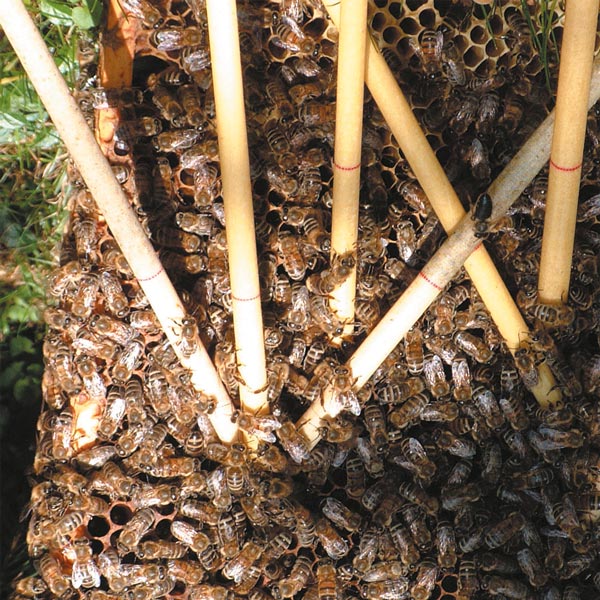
xmin=10 ymin=1 xmax=600 ymax=599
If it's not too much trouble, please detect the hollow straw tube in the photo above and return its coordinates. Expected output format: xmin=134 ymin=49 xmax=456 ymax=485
xmin=329 ymin=0 xmax=369 ymax=341
xmin=538 ymin=0 xmax=600 ymax=304
xmin=205 ymin=0 xmax=269 ymax=419
xmin=0 ymin=0 xmax=238 ymax=443
xmin=297 ymin=57 xmax=600 ymax=448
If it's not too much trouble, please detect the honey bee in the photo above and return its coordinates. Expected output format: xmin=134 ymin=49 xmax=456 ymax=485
xmin=321 ymin=497 xmax=361 ymax=532
xmin=72 ymin=216 xmax=99 ymax=263
xmin=344 ymin=453 xmax=366 ymax=499
xmin=150 ymin=26 xmax=203 ymax=52
xmin=235 ymin=411 xmax=281 ymax=444
xmin=481 ymin=574 xmax=531 ymax=598
xmin=187 ymin=583 xmax=235 ymax=600
xmin=410 ymin=30 xmax=443 ymax=79
xmin=277 ymin=231 xmax=307 ymax=281
xmin=457 ymin=558 xmax=479 ymax=596
xmin=528 ymin=302 xmax=575 ymax=328
xmin=515 ymin=547 xmax=547 ymax=588
xmin=400 ymin=437 xmax=436 ymax=481
xmin=410 ymin=559 xmax=439 ymax=600
xmin=470 ymin=192 xmax=493 ymax=238
xmin=387 ymin=522 xmax=420 ymax=567
xmin=71 ymin=537 xmax=101 ymax=589
xmin=389 ymin=392 xmax=429 ymax=429
xmin=265 ymin=77 xmax=294 ymax=119
xmin=136 ymin=540 xmax=187 ymax=561
xmin=51 ymin=408 xmax=75 ymax=461
xmin=360 ymin=404 xmax=387 ymax=451
xmin=405 ymin=328 xmax=424 ymax=374
xmin=98 ymin=270 xmax=129 ymax=318
xmin=38 ymin=553 xmax=71 ymax=596
xmin=484 ymin=512 xmax=526 ymax=549
xmin=271 ymin=12 xmax=315 ymax=55
xmin=117 ymin=0 xmax=163 ymax=27
xmin=90 ymin=314 xmax=135 ymax=345
xmin=118 ymin=508 xmax=155 ymax=552
xmin=398 ymin=481 xmax=439 ymax=516
xmin=315 ymin=518 xmax=349 ymax=560
xmin=71 ymin=274 xmax=99 ymax=319
xmin=297 ymin=101 xmax=335 ymax=126
xmin=265 ymin=117 xmax=290 ymax=154
xmin=273 ymin=554 xmax=312 ymax=599
xmin=166 ymin=558 xmax=205 ymax=586
xmin=422 ymin=353 xmax=450 ymax=398
xmin=150 ymin=84 xmax=186 ymax=127
xmin=435 ymin=430 xmax=476 ymax=458
xmin=441 ymin=37 xmax=466 ymax=86
xmin=360 ymin=578 xmax=409 ymax=600
xmin=220 ymin=539 xmax=263 ymax=583
xmin=13 ymin=575 xmax=48 ymax=597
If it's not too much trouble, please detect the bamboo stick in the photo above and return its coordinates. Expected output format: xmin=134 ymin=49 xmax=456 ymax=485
xmin=538 ymin=0 xmax=600 ymax=304
xmin=205 ymin=0 xmax=268 ymax=419
xmin=0 ymin=0 xmax=239 ymax=444
xmin=298 ymin=57 xmax=600 ymax=447
xmin=329 ymin=0 xmax=369 ymax=342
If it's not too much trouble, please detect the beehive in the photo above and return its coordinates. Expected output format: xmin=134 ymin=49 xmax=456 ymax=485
xmin=10 ymin=1 xmax=600 ymax=599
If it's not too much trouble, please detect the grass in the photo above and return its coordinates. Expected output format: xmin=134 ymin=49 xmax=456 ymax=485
xmin=0 ymin=0 xmax=101 ymax=593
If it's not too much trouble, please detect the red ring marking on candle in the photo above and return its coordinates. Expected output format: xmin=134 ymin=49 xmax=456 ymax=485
xmin=232 ymin=292 xmax=261 ymax=302
xmin=549 ymin=158 xmax=582 ymax=173
xmin=138 ymin=266 xmax=164 ymax=282
xmin=418 ymin=270 xmax=443 ymax=291
xmin=334 ymin=160 xmax=361 ymax=172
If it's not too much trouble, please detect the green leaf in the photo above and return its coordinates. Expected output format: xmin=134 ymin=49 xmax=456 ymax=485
xmin=40 ymin=0 xmax=75 ymax=25
xmin=71 ymin=5 xmax=94 ymax=29
xmin=84 ymin=0 xmax=103 ymax=26
xmin=9 ymin=335 xmax=35 ymax=357
xmin=14 ymin=377 xmax=41 ymax=404
xmin=0 ymin=360 xmax=25 ymax=390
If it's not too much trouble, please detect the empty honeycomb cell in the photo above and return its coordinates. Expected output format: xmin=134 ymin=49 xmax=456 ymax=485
xmin=304 ymin=17 xmax=328 ymax=39
xmin=475 ymin=58 xmax=494 ymax=78
xmin=469 ymin=25 xmax=487 ymax=45
xmin=388 ymin=2 xmax=403 ymax=19
xmin=485 ymin=38 xmax=504 ymax=57
xmin=371 ymin=11 xmax=387 ymax=33
xmin=405 ymin=0 xmax=424 ymax=11
xmin=383 ymin=26 xmax=401 ymax=45
xmin=88 ymin=516 xmax=111 ymax=537
xmin=488 ymin=13 xmax=506 ymax=36
xmin=463 ymin=45 xmax=484 ymax=68
xmin=373 ymin=0 xmax=388 ymax=8
xmin=399 ymin=16 xmax=420 ymax=35
xmin=110 ymin=504 xmax=133 ymax=525
xmin=419 ymin=8 xmax=437 ymax=29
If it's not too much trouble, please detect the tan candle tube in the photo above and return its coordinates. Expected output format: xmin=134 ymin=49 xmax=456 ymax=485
xmin=320 ymin=0 xmax=523 ymax=354
xmin=329 ymin=0 xmax=369 ymax=341
xmin=205 ymin=0 xmax=268 ymax=417
xmin=296 ymin=61 xmax=600 ymax=448
xmin=538 ymin=0 xmax=600 ymax=304
xmin=0 ymin=0 xmax=238 ymax=443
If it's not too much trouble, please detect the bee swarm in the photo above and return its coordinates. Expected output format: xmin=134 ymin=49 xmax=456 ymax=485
xmin=13 ymin=1 xmax=600 ymax=599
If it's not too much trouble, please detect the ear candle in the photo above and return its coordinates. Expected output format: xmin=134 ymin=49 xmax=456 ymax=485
xmin=0 ymin=0 xmax=239 ymax=443
xmin=205 ymin=0 xmax=269 ymax=430
xmin=538 ymin=0 xmax=600 ymax=304
xmin=329 ymin=0 xmax=369 ymax=343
